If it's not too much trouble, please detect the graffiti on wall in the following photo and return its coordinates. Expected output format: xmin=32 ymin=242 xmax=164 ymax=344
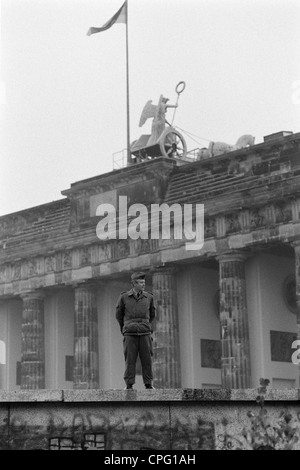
xmin=1 ymin=404 xmax=300 ymax=450
xmin=49 ymin=433 xmax=106 ymax=450
xmin=0 ymin=409 xmax=215 ymax=450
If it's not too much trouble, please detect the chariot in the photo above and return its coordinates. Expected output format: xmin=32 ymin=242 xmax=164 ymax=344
xmin=130 ymin=82 xmax=187 ymax=161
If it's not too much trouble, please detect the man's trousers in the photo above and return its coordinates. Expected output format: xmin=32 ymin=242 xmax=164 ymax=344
xmin=123 ymin=334 xmax=153 ymax=385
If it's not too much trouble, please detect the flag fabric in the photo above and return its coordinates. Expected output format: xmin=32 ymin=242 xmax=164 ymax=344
xmin=87 ymin=1 xmax=127 ymax=36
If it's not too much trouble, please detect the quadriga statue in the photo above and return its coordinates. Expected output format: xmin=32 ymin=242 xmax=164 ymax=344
xmin=197 ymin=134 xmax=255 ymax=160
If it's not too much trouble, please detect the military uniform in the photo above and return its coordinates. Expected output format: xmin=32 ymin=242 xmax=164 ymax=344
xmin=115 ymin=273 xmax=156 ymax=388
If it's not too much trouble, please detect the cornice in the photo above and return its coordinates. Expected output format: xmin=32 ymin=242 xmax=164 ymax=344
xmin=61 ymin=157 xmax=177 ymax=198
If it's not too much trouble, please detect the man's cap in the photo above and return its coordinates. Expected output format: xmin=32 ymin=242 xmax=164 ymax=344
xmin=131 ymin=272 xmax=146 ymax=281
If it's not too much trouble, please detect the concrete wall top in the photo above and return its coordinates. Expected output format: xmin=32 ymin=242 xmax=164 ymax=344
xmin=1 ymin=388 xmax=300 ymax=403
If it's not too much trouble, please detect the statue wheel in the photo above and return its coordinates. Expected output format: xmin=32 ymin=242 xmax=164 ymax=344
xmin=159 ymin=128 xmax=187 ymax=159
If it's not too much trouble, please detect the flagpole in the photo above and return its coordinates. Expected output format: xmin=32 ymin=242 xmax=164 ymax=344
xmin=125 ymin=0 xmax=131 ymax=165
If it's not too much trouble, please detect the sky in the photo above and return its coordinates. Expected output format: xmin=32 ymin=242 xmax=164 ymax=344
xmin=0 ymin=0 xmax=300 ymax=216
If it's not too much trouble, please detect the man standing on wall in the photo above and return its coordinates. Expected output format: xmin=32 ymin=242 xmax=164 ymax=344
xmin=116 ymin=272 xmax=156 ymax=390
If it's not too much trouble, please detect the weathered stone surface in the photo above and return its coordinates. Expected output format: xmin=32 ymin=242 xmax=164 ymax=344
xmin=0 ymin=405 xmax=9 ymax=450
xmin=3 ymin=218 xmax=300 ymax=296
xmin=181 ymin=388 xmax=232 ymax=401
xmin=63 ymin=389 xmax=139 ymax=402
xmin=0 ymin=388 xmax=299 ymax=403
xmin=8 ymin=402 xmax=171 ymax=450
xmin=1 ymin=135 xmax=300 ymax=293
xmin=293 ymin=243 xmax=300 ymax=345
xmin=1 ymin=133 xmax=300 ymax=415
xmin=20 ymin=291 xmax=45 ymax=390
xmin=170 ymin=403 xmax=218 ymax=450
xmin=0 ymin=390 xmax=63 ymax=402
xmin=152 ymin=268 xmax=181 ymax=388
xmin=218 ymin=253 xmax=251 ymax=389
xmin=229 ymin=388 xmax=258 ymax=401
xmin=1 ymin=390 xmax=300 ymax=450
xmin=73 ymin=284 xmax=99 ymax=389
xmin=265 ymin=388 xmax=299 ymax=401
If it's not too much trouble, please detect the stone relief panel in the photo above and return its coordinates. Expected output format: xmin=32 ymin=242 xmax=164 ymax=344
xmin=45 ymin=256 xmax=56 ymax=273
xmin=63 ymin=251 xmax=72 ymax=269
xmin=275 ymin=203 xmax=293 ymax=224
xmin=238 ymin=203 xmax=293 ymax=232
xmin=114 ymin=240 xmax=130 ymax=259
xmin=21 ymin=260 xmax=29 ymax=279
xmin=0 ymin=196 xmax=298 ymax=291
xmin=12 ymin=262 xmax=21 ymax=281
xmin=80 ymin=248 xmax=91 ymax=266
xmin=28 ymin=260 xmax=38 ymax=277
xmin=205 ymin=218 xmax=217 ymax=239
xmin=249 ymin=208 xmax=266 ymax=229
xmin=132 ymin=238 xmax=151 ymax=255
xmin=225 ymin=214 xmax=241 ymax=235
xmin=130 ymin=239 xmax=160 ymax=255
xmin=157 ymin=224 xmax=185 ymax=249
xmin=98 ymin=243 xmax=111 ymax=262
xmin=159 ymin=233 xmax=176 ymax=249
xmin=0 ymin=265 xmax=6 ymax=283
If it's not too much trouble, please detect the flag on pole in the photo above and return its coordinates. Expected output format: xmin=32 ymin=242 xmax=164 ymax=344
xmin=87 ymin=1 xmax=127 ymax=36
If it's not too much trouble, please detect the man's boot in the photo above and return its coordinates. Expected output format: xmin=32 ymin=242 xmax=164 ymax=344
xmin=124 ymin=384 xmax=134 ymax=390
xmin=145 ymin=383 xmax=155 ymax=389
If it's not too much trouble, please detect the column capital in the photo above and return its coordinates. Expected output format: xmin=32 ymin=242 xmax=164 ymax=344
xmin=217 ymin=250 xmax=251 ymax=264
xmin=72 ymin=281 xmax=98 ymax=292
xmin=20 ymin=290 xmax=45 ymax=301
xmin=150 ymin=265 xmax=179 ymax=276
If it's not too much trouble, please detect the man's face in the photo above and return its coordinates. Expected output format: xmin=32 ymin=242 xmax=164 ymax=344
xmin=134 ymin=279 xmax=145 ymax=292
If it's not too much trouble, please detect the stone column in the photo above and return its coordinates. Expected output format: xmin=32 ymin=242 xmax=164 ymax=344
xmin=292 ymin=243 xmax=300 ymax=387
xmin=152 ymin=268 xmax=181 ymax=388
xmin=293 ymin=243 xmax=300 ymax=338
xmin=73 ymin=283 xmax=99 ymax=389
xmin=0 ymin=302 xmax=6 ymax=390
xmin=218 ymin=253 xmax=251 ymax=388
xmin=20 ymin=291 xmax=45 ymax=389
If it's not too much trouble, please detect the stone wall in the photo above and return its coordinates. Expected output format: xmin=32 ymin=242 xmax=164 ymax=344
xmin=0 ymin=389 xmax=300 ymax=450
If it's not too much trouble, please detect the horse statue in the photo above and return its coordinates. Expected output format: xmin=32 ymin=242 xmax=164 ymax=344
xmin=197 ymin=148 xmax=210 ymax=160
xmin=197 ymin=134 xmax=255 ymax=160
